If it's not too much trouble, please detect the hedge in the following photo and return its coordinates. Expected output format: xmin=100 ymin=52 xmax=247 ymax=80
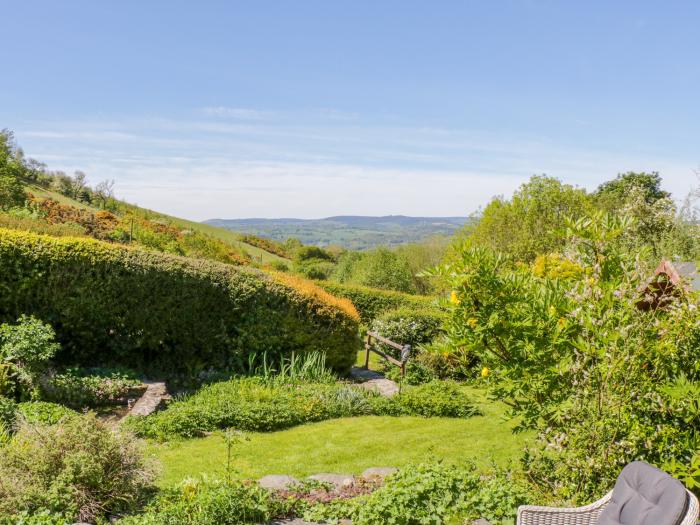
xmin=0 ymin=229 xmax=360 ymax=375
xmin=317 ymin=281 xmax=441 ymax=323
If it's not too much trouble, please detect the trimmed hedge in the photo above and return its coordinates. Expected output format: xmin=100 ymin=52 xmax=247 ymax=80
xmin=0 ymin=229 xmax=360 ymax=375
xmin=317 ymin=281 xmax=440 ymax=323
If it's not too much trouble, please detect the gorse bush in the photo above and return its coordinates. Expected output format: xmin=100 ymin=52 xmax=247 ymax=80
xmin=318 ymin=281 xmax=439 ymax=323
xmin=0 ymin=413 xmax=155 ymax=523
xmin=124 ymin=377 xmax=480 ymax=439
xmin=0 ymin=229 xmax=360 ymax=375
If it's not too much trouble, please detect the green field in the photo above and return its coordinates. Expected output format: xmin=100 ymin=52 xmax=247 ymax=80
xmin=148 ymin=386 xmax=530 ymax=487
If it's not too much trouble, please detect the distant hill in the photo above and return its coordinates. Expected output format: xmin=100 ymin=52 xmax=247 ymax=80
xmin=204 ymin=215 xmax=471 ymax=249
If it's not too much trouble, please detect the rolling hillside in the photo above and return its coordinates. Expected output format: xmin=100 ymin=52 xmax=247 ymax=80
xmin=24 ymin=185 xmax=288 ymax=264
xmin=205 ymin=215 xmax=471 ymax=249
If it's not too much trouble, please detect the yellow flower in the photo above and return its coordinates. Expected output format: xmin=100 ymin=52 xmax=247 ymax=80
xmin=450 ymin=291 xmax=461 ymax=305
xmin=467 ymin=318 xmax=478 ymax=328
xmin=557 ymin=317 xmax=567 ymax=329
xmin=548 ymin=305 xmax=556 ymax=316
xmin=481 ymin=367 xmax=489 ymax=378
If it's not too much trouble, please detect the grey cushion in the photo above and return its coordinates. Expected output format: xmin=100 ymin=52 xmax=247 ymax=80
xmin=598 ymin=461 xmax=688 ymax=525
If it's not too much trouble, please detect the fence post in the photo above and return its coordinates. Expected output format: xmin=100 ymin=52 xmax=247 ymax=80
xmin=364 ymin=333 xmax=372 ymax=369
xmin=400 ymin=344 xmax=411 ymax=378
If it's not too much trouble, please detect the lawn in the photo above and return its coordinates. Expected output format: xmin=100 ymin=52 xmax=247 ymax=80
xmin=148 ymin=386 xmax=531 ymax=487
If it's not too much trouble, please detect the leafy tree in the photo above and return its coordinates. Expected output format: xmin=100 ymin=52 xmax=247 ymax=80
xmin=462 ymin=175 xmax=593 ymax=262
xmin=594 ymin=171 xmax=670 ymax=211
xmin=0 ymin=175 xmax=26 ymax=210
xmin=348 ymin=248 xmax=416 ymax=293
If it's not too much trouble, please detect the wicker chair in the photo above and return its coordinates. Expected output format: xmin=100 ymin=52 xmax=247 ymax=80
xmin=517 ymin=483 xmax=699 ymax=525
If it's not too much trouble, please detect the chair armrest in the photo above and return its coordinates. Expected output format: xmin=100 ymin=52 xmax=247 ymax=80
xmin=517 ymin=491 xmax=612 ymax=525
xmin=680 ymin=490 xmax=699 ymax=525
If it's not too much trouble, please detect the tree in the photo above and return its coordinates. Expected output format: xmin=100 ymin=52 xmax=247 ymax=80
xmin=0 ymin=175 xmax=26 ymax=210
xmin=349 ymin=248 xmax=417 ymax=293
xmin=594 ymin=171 xmax=670 ymax=211
xmin=72 ymin=171 xmax=88 ymax=199
xmin=464 ymin=175 xmax=593 ymax=262
xmin=94 ymin=179 xmax=115 ymax=209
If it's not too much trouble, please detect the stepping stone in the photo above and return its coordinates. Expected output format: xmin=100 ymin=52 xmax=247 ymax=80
xmin=258 ymin=474 xmax=300 ymax=490
xmin=126 ymin=381 xmax=170 ymax=417
xmin=361 ymin=467 xmax=398 ymax=481
xmin=308 ymin=473 xmax=355 ymax=489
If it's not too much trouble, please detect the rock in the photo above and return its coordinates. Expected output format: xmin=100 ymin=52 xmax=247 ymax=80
xmin=471 ymin=519 xmax=491 ymax=525
xmin=258 ymin=474 xmax=300 ymax=490
xmin=308 ymin=473 xmax=355 ymax=489
xmin=361 ymin=467 xmax=398 ymax=481
xmin=350 ymin=367 xmax=399 ymax=397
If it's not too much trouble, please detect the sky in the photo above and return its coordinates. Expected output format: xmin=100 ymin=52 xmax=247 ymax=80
xmin=1 ymin=1 xmax=699 ymax=221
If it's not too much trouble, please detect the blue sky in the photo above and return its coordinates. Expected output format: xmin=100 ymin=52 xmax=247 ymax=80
xmin=2 ymin=1 xmax=699 ymax=220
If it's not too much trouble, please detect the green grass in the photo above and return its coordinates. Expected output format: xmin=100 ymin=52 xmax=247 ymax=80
xmin=148 ymin=386 xmax=531 ymax=487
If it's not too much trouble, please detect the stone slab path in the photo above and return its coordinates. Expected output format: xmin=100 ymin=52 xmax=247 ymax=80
xmin=125 ymin=381 xmax=170 ymax=417
xmin=350 ymin=366 xmax=399 ymax=397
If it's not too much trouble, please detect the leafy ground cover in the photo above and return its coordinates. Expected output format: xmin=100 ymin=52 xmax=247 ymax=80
xmin=148 ymin=386 xmax=528 ymax=486
xmin=124 ymin=377 xmax=480 ymax=439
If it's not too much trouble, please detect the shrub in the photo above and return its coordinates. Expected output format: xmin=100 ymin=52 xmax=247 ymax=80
xmin=0 ymin=413 xmax=155 ymax=523
xmin=413 ymin=337 xmax=480 ymax=380
xmin=41 ymin=367 xmax=142 ymax=408
xmin=370 ymin=306 xmax=447 ymax=359
xmin=303 ymin=462 xmax=530 ymax=525
xmin=0 ymin=315 xmax=59 ymax=399
xmin=435 ymin=213 xmax=700 ymax=502
xmin=124 ymin=377 xmax=375 ymax=439
xmin=117 ymin=478 xmax=280 ymax=525
xmin=371 ymin=381 xmax=480 ymax=418
xmin=0 ymin=397 xmax=16 ymax=433
xmin=239 ymin=234 xmax=290 ymax=258
xmin=333 ymin=247 xmax=417 ymax=294
xmin=384 ymin=360 xmax=435 ymax=385
xmin=317 ymin=281 xmax=439 ymax=323
xmin=0 ymin=229 xmax=360 ymax=375
xmin=124 ymin=377 xmax=479 ymax=440
xmin=16 ymin=401 xmax=78 ymax=426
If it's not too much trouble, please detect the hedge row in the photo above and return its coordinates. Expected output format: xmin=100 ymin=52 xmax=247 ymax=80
xmin=0 ymin=229 xmax=360 ymax=375
xmin=317 ymin=281 xmax=441 ymax=323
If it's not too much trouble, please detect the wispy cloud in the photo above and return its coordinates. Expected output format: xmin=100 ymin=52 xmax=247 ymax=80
xmin=200 ymin=106 xmax=273 ymax=120
xmin=11 ymin=109 xmax=699 ymax=221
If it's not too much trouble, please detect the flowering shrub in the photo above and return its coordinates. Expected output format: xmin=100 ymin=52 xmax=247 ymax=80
xmin=433 ymin=213 xmax=700 ymax=502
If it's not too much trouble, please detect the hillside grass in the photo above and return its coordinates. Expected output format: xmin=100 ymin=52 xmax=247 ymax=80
xmin=24 ymin=185 xmax=288 ymax=263
xmin=148 ymin=385 xmax=530 ymax=487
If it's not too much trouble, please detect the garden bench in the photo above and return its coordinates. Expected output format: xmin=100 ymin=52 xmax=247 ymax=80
xmin=517 ymin=461 xmax=699 ymax=525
